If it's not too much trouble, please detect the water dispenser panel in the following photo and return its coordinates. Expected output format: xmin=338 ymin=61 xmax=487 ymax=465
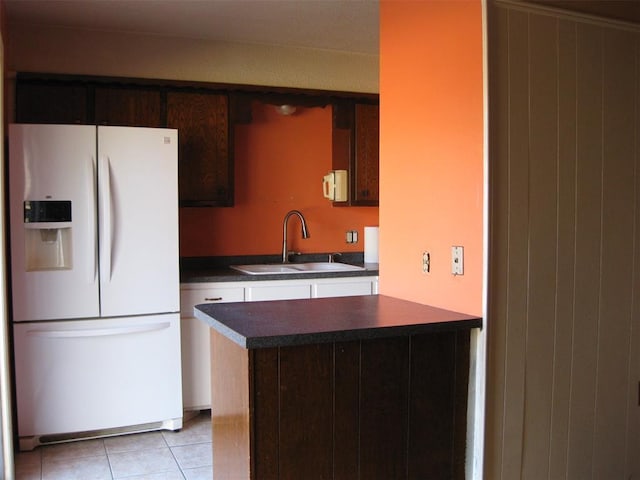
xmin=24 ymin=200 xmax=71 ymax=223
xmin=23 ymin=201 xmax=73 ymax=271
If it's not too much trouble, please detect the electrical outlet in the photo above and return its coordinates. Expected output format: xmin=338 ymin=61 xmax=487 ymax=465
xmin=345 ymin=230 xmax=358 ymax=244
xmin=422 ymin=252 xmax=430 ymax=273
xmin=451 ymin=246 xmax=464 ymax=275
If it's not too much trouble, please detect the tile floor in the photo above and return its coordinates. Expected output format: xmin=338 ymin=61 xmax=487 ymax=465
xmin=14 ymin=411 xmax=212 ymax=480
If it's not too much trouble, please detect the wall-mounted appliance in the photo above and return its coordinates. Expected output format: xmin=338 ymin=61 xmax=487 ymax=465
xmin=322 ymin=169 xmax=348 ymax=202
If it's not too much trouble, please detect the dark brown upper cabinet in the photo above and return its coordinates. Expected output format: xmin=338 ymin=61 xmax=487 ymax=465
xmin=166 ymin=91 xmax=233 ymax=207
xmin=14 ymin=74 xmax=377 ymax=209
xmin=332 ymin=101 xmax=379 ymax=206
xmin=94 ymin=86 xmax=163 ymax=128
xmin=15 ymin=82 xmax=88 ymax=125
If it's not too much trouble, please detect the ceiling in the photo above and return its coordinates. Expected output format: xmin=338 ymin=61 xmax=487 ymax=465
xmin=3 ymin=0 xmax=380 ymax=55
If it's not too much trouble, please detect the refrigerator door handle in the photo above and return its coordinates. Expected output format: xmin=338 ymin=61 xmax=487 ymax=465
xmin=25 ymin=322 xmax=171 ymax=339
xmin=99 ymin=155 xmax=113 ymax=282
xmin=90 ymin=156 xmax=98 ymax=284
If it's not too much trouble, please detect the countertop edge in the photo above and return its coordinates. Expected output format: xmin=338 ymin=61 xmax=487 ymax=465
xmin=240 ymin=319 xmax=482 ymax=348
xmin=194 ymin=309 xmax=249 ymax=348
xmin=195 ymin=295 xmax=482 ymax=349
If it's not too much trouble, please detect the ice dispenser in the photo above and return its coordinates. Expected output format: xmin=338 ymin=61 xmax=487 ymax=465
xmin=24 ymin=200 xmax=72 ymax=271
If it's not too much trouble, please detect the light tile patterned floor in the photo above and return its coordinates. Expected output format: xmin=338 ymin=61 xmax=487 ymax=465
xmin=14 ymin=411 xmax=212 ymax=480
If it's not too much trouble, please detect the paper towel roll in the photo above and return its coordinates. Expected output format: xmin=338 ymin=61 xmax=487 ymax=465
xmin=364 ymin=226 xmax=379 ymax=264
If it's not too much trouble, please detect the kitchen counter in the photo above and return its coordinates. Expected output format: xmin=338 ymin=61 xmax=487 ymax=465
xmin=180 ymin=253 xmax=378 ymax=283
xmin=194 ymin=294 xmax=480 ymax=348
xmin=196 ymin=295 xmax=480 ymax=479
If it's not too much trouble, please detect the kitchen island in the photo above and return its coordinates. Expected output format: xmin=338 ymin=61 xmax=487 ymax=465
xmin=195 ymin=294 xmax=481 ymax=480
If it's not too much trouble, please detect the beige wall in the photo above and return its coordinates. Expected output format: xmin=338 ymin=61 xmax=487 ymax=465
xmin=6 ymin=23 xmax=378 ymax=93
xmin=486 ymin=2 xmax=640 ymax=478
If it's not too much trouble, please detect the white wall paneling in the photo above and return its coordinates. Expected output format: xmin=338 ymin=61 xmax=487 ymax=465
xmin=486 ymin=2 xmax=640 ymax=478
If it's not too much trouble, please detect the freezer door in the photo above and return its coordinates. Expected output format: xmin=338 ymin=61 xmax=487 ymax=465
xmin=9 ymin=124 xmax=100 ymax=321
xmin=98 ymin=126 xmax=179 ymax=317
xmin=14 ymin=314 xmax=183 ymax=439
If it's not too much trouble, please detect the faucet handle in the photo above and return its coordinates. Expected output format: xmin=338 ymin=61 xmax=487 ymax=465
xmin=328 ymin=252 xmax=342 ymax=263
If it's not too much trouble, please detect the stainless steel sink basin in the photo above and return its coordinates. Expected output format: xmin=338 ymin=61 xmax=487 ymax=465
xmin=230 ymin=262 xmax=365 ymax=275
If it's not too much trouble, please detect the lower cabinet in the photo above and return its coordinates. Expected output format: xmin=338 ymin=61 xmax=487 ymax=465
xmin=179 ymin=276 xmax=378 ymax=410
xmin=179 ymin=285 xmax=244 ymax=411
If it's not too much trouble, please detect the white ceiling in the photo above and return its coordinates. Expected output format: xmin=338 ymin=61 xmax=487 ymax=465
xmin=4 ymin=0 xmax=380 ymax=55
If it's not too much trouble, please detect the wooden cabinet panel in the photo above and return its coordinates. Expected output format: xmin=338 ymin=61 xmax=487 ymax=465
xmin=94 ymin=87 xmax=163 ymax=127
xmin=359 ymin=337 xmax=409 ymax=479
xmin=251 ymin=347 xmax=279 ymax=479
xmin=167 ymin=91 xmax=233 ymax=206
xmin=408 ymin=332 xmax=469 ymax=478
xmin=332 ymin=101 xmax=379 ymax=206
xmin=333 ymin=341 xmax=360 ymax=479
xmin=221 ymin=330 xmax=470 ymax=479
xmin=16 ymin=83 xmax=88 ymax=124
xmin=15 ymin=75 xmax=378 ymax=210
xmin=353 ymin=103 xmax=380 ymax=204
xmin=278 ymin=343 xmax=334 ymax=478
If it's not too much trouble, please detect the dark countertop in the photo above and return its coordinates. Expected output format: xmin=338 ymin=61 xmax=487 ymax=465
xmin=180 ymin=253 xmax=379 ymax=283
xmin=194 ymin=294 xmax=482 ymax=348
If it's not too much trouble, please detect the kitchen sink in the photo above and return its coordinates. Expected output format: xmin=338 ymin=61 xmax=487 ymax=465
xmin=230 ymin=262 xmax=365 ymax=275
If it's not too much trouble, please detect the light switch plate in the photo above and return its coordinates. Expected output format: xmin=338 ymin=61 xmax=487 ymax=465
xmin=451 ymin=246 xmax=464 ymax=275
xmin=422 ymin=251 xmax=430 ymax=273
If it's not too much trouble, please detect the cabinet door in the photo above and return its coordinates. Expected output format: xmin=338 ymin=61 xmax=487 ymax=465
xmin=94 ymin=86 xmax=163 ymax=127
xmin=331 ymin=101 xmax=379 ymax=206
xmin=180 ymin=284 xmax=245 ymax=410
xmin=16 ymin=82 xmax=88 ymax=124
xmin=313 ymin=277 xmax=378 ymax=298
xmin=166 ymin=91 xmax=233 ymax=206
xmin=245 ymin=283 xmax=311 ymax=302
xmin=353 ymin=104 xmax=379 ymax=204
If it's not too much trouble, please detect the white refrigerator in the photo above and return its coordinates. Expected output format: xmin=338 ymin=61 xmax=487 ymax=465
xmin=9 ymin=124 xmax=183 ymax=450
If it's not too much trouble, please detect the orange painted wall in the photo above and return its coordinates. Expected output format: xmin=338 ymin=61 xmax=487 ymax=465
xmin=379 ymin=0 xmax=483 ymax=315
xmin=179 ymin=102 xmax=379 ymax=257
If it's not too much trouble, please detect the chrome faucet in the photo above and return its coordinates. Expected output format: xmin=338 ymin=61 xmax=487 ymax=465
xmin=282 ymin=210 xmax=310 ymax=263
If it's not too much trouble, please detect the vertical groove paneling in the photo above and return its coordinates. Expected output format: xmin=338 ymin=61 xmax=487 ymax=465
xmin=486 ymin=4 xmax=510 ymax=478
xmin=549 ymin=19 xmax=577 ymax=480
xmin=502 ymin=9 xmax=530 ymax=480
xmin=333 ymin=341 xmax=360 ymax=479
xmin=592 ymin=27 xmax=637 ymax=479
xmin=566 ymin=23 xmax=604 ymax=480
xmin=488 ymin=2 xmax=640 ymax=479
xmin=408 ymin=333 xmax=457 ymax=478
xmin=359 ymin=338 xmax=409 ymax=479
xmin=278 ymin=344 xmax=334 ymax=479
xmin=522 ymin=13 xmax=559 ymax=480
xmin=627 ymin=36 xmax=640 ymax=479
xmin=252 ymin=348 xmax=280 ymax=479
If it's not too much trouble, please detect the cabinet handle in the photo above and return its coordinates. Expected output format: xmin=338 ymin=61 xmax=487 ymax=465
xmin=204 ymin=297 xmax=223 ymax=302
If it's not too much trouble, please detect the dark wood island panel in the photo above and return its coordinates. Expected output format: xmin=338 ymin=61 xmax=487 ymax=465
xmin=199 ymin=295 xmax=481 ymax=480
